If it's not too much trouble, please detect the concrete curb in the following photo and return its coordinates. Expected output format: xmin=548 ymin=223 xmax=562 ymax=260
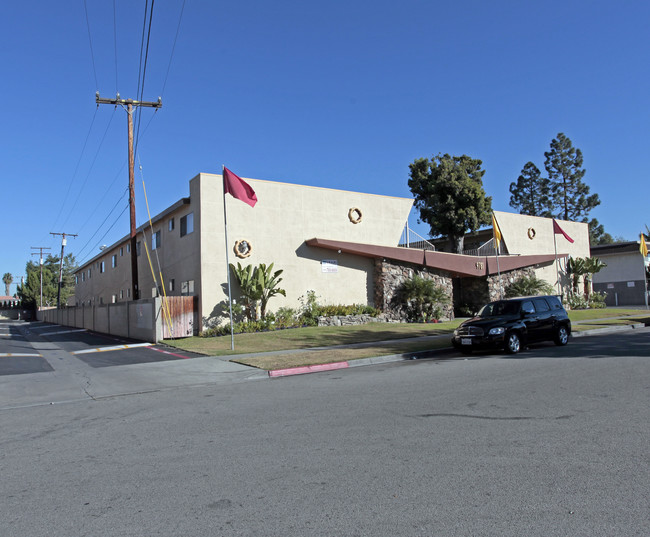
xmin=571 ymin=323 xmax=645 ymax=337
xmin=265 ymin=323 xmax=647 ymax=377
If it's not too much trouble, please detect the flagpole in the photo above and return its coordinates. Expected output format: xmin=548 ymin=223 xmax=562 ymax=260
xmin=222 ymin=166 xmax=235 ymax=351
xmin=495 ymin=242 xmax=503 ymax=299
xmin=553 ymin=233 xmax=560 ymax=296
xmin=642 ymin=234 xmax=649 ymax=310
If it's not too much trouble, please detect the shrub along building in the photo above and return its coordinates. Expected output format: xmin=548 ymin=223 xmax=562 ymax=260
xmin=71 ymin=173 xmax=590 ymax=336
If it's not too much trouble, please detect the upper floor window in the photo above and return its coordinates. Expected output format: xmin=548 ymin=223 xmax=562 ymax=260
xmin=180 ymin=213 xmax=194 ymax=237
xmin=112 ymin=255 xmax=117 ymax=268
xmin=169 ymin=218 xmax=175 ymax=231
xmin=152 ymin=230 xmax=161 ymax=250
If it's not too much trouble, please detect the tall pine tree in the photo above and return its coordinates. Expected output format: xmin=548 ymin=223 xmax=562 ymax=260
xmin=544 ymin=133 xmax=600 ymax=221
xmin=508 ymin=161 xmax=552 ymax=217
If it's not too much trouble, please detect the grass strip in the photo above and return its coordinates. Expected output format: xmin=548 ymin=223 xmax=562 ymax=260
xmin=164 ymin=320 xmax=462 ymax=357
xmin=230 ymin=337 xmax=452 ymax=370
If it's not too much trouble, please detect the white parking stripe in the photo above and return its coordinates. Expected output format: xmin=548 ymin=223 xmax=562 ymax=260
xmin=39 ymin=328 xmax=87 ymax=336
xmin=73 ymin=343 xmax=152 ymax=355
xmin=0 ymin=353 xmax=42 ymax=358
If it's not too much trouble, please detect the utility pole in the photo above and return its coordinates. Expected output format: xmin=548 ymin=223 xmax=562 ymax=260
xmin=95 ymin=92 xmax=162 ymax=301
xmin=31 ymin=246 xmax=51 ymax=309
xmin=50 ymin=233 xmax=77 ymax=308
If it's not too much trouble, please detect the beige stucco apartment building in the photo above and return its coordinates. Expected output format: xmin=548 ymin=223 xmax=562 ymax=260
xmin=73 ymin=173 xmax=591 ymax=333
xmin=74 ymin=173 xmax=414 ymax=327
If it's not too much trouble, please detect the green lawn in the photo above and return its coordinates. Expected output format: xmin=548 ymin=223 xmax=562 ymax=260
xmin=163 ymin=319 xmax=463 ymax=357
xmin=162 ymin=307 xmax=649 ymax=371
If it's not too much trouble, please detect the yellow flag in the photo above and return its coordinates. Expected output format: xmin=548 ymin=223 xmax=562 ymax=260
xmin=492 ymin=213 xmax=502 ymax=249
xmin=641 ymin=234 xmax=648 ymax=257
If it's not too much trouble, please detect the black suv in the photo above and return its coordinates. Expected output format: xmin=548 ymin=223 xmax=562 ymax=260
xmin=451 ymin=295 xmax=571 ymax=354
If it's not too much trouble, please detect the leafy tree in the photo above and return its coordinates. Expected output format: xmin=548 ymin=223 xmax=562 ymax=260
xmin=508 ymin=162 xmax=552 ymax=217
xmin=408 ymin=154 xmax=492 ymax=253
xmin=2 ymin=273 xmax=13 ymax=296
xmin=504 ymin=274 xmax=554 ymax=298
xmin=544 ymin=133 xmax=600 ymax=221
xmin=17 ymin=254 xmax=77 ymax=308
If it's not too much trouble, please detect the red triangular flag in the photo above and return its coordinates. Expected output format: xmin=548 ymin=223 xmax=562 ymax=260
xmin=553 ymin=219 xmax=574 ymax=243
xmin=223 ymin=167 xmax=257 ymax=207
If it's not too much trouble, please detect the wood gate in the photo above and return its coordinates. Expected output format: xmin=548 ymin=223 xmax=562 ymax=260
xmin=161 ymin=296 xmax=197 ymax=339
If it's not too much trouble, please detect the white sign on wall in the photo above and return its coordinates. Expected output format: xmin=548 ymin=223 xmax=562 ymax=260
xmin=627 ymin=281 xmax=635 ymax=287
xmin=321 ymin=259 xmax=338 ymax=273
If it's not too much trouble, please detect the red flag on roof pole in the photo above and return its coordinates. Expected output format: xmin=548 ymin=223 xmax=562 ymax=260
xmin=553 ymin=219 xmax=574 ymax=243
xmin=223 ymin=167 xmax=257 ymax=207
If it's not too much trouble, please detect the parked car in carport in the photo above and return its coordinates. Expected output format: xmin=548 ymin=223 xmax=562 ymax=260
xmin=451 ymin=295 xmax=571 ymax=354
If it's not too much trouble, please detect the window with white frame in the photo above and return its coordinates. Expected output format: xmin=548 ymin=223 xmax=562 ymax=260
xmin=112 ymin=255 xmax=117 ymax=268
xmin=152 ymin=230 xmax=161 ymax=250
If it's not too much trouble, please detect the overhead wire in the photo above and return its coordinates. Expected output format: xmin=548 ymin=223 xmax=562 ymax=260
xmin=74 ymin=187 xmax=130 ymax=261
xmin=135 ymin=0 xmax=156 ymax=156
xmin=49 ymin=106 xmax=99 ymax=234
xmin=76 ymin=202 xmax=130 ymax=267
xmin=60 ymin=108 xmax=117 ymax=230
xmin=113 ymin=0 xmax=119 ymax=93
xmin=160 ymin=0 xmax=186 ymax=97
xmin=83 ymin=0 xmax=99 ymax=90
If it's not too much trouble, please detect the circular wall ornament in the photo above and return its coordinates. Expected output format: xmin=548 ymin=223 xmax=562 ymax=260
xmin=348 ymin=207 xmax=363 ymax=224
xmin=527 ymin=227 xmax=536 ymax=240
xmin=234 ymin=239 xmax=253 ymax=258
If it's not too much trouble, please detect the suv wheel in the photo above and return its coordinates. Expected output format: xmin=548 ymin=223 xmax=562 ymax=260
xmin=505 ymin=332 xmax=521 ymax=354
xmin=554 ymin=326 xmax=569 ymax=346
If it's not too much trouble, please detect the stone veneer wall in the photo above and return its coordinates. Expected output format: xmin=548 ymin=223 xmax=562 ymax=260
xmin=374 ymin=259 xmax=454 ymax=321
xmin=457 ymin=267 xmax=534 ymax=314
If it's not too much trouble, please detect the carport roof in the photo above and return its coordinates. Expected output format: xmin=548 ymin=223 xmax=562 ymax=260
xmin=306 ymin=238 xmax=563 ymax=278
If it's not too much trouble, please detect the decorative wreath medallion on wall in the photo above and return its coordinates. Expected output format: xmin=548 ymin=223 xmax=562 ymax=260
xmin=234 ymin=239 xmax=253 ymax=258
xmin=527 ymin=227 xmax=536 ymax=240
xmin=348 ymin=207 xmax=363 ymax=224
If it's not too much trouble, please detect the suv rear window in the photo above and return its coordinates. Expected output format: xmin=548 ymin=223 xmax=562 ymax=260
xmin=546 ymin=296 xmax=564 ymax=310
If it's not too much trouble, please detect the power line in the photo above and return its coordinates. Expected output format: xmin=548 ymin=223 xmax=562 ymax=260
xmin=83 ymin=0 xmax=99 ymax=90
xmin=160 ymin=0 xmax=186 ymax=97
xmin=135 ymin=0 xmax=156 ymax=155
xmin=75 ymin=188 xmax=129 ymax=260
xmin=49 ymin=107 xmax=99 ymax=234
xmin=113 ymin=0 xmax=119 ymax=93
xmin=77 ymin=204 xmax=130 ymax=267
xmin=60 ymin=109 xmax=117 ymax=230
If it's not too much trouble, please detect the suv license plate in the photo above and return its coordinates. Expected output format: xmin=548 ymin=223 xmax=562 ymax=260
xmin=461 ymin=338 xmax=472 ymax=345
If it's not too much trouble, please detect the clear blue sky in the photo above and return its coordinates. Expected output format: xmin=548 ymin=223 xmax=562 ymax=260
xmin=1 ymin=0 xmax=648 ymax=292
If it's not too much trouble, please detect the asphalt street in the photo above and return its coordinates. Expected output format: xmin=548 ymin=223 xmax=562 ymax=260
xmin=0 ymin=320 xmax=266 ymax=409
xmin=0 ymin=320 xmax=649 ymax=536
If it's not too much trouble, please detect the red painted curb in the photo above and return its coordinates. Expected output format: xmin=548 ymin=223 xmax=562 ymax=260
xmin=268 ymin=361 xmax=349 ymax=378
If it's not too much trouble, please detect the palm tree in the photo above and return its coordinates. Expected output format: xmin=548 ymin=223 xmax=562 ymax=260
xmin=505 ymin=274 xmax=555 ymax=298
xmin=398 ymin=275 xmax=449 ymax=322
xmin=583 ymin=257 xmax=607 ymax=299
xmin=2 ymin=273 xmax=13 ymax=296
xmin=566 ymin=257 xmax=587 ymax=296
xmin=229 ymin=262 xmax=286 ymax=321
